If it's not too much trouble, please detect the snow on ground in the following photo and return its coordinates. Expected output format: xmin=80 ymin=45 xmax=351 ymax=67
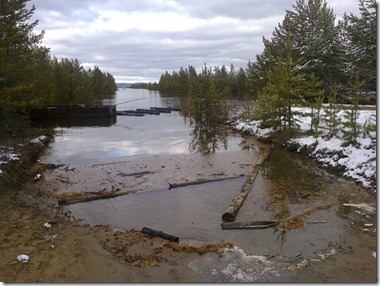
xmin=0 ymin=146 xmax=20 ymax=165
xmin=232 ymin=105 xmax=377 ymax=192
xmin=0 ymin=135 xmax=48 ymax=173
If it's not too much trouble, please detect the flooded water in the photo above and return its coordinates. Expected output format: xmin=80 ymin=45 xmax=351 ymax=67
xmin=45 ymin=89 xmax=244 ymax=164
xmin=41 ymin=88 xmax=377 ymax=282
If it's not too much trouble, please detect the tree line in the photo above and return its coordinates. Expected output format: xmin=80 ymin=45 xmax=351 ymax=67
xmin=157 ymin=0 xmax=376 ymax=144
xmin=158 ymin=0 xmax=376 ymax=102
xmin=0 ymin=0 xmax=117 ymax=110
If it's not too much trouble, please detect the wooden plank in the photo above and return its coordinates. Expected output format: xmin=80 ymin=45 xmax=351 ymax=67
xmin=221 ymin=221 xmax=278 ymax=230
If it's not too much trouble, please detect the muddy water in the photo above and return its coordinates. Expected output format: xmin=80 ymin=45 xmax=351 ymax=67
xmin=40 ymin=89 xmax=377 ymax=282
xmin=65 ymin=149 xmax=376 ymax=282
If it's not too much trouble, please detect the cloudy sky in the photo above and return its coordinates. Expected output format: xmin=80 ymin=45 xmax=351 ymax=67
xmin=28 ymin=0 xmax=360 ymax=83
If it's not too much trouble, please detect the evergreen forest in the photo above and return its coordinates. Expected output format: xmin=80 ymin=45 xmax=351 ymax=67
xmin=0 ymin=0 xmax=376 ymax=131
xmin=157 ymin=0 xmax=376 ymax=128
xmin=0 ymin=0 xmax=117 ymax=111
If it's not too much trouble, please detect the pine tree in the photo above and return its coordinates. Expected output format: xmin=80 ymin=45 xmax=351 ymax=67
xmin=254 ymin=0 xmax=343 ymax=97
xmin=342 ymin=73 xmax=365 ymax=144
xmin=0 ymin=0 xmax=45 ymax=108
xmin=322 ymin=85 xmax=341 ymax=139
xmin=342 ymin=0 xmax=376 ymax=92
xmin=304 ymin=73 xmax=324 ymax=135
xmin=257 ymin=35 xmax=304 ymax=130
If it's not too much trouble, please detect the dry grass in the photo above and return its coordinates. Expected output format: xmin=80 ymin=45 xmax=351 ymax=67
xmin=162 ymin=241 xmax=235 ymax=255
xmin=280 ymin=203 xmax=335 ymax=231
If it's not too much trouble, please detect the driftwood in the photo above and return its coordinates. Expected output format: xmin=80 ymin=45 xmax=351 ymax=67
xmin=221 ymin=220 xmax=278 ymax=230
xmin=168 ymin=175 xmax=243 ymax=190
xmin=57 ymin=189 xmax=136 ymax=206
xmin=117 ymin=171 xmax=155 ymax=177
xmin=222 ymin=145 xmax=273 ymax=222
xmin=141 ymin=227 xmax=179 ymax=242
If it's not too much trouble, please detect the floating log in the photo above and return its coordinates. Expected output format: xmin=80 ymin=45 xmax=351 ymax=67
xmin=221 ymin=221 xmax=278 ymax=230
xmin=168 ymin=175 xmax=244 ymax=190
xmin=222 ymin=145 xmax=273 ymax=222
xmin=116 ymin=111 xmax=145 ymax=116
xmin=141 ymin=227 xmax=179 ymax=242
xmin=136 ymin=109 xmax=160 ymax=115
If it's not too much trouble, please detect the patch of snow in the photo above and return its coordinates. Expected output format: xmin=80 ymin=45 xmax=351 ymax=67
xmin=43 ymin=222 xmax=52 ymax=228
xmin=17 ymin=254 xmax=29 ymax=263
xmin=233 ymin=106 xmax=376 ymax=192
xmin=30 ymin=135 xmax=47 ymax=145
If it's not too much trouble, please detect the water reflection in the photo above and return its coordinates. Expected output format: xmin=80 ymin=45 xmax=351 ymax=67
xmin=32 ymin=116 xmax=117 ymax=128
xmin=41 ymin=89 xmax=252 ymax=164
xmin=188 ymin=116 xmax=229 ymax=154
xmin=260 ymin=149 xmax=329 ymax=222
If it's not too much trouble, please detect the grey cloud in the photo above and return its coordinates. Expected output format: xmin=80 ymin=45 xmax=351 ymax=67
xmin=29 ymin=0 xmax=360 ymax=82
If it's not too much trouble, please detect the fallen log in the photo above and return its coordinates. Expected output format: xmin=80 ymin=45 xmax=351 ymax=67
xmin=141 ymin=227 xmax=179 ymax=242
xmin=221 ymin=220 xmax=278 ymax=230
xmin=168 ymin=175 xmax=244 ymax=190
xmin=117 ymin=171 xmax=155 ymax=177
xmin=222 ymin=145 xmax=273 ymax=222
xmin=57 ymin=190 xmax=136 ymax=206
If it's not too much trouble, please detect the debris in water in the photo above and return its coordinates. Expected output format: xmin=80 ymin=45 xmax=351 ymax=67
xmin=141 ymin=227 xmax=179 ymax=242
xmin=164 ymin=241 xmax=235 ymax=255
xmin=308 ymin=220 xmax=327 ymax=224
xmin=280 ymin=203 xmax=334 ymax=231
